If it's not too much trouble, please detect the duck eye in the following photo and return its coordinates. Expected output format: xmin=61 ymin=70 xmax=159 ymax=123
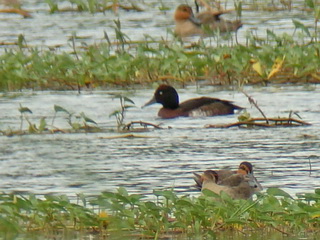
xmin=159 ymin=91 xmax=163 ymax=95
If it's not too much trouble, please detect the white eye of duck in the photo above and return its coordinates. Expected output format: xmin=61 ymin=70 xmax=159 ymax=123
xmin=159 ymin=91 xmax=163 ymax=95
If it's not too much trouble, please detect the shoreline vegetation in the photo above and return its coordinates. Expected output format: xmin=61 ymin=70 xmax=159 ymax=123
xmin=0 ymin=0 xmax=319 ymax=92
xmin=0 ymin=188 xmax=319 ymax=239
xmin=1 ymin=35 xmax=319 ymax=92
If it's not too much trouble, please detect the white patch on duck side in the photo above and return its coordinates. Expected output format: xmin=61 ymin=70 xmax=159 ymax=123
xmin=188 ymin=109 xmax=212 ymax=117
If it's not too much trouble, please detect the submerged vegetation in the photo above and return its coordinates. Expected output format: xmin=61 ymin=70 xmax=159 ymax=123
xmin=0 ymin=188 xmax=319 ymax=239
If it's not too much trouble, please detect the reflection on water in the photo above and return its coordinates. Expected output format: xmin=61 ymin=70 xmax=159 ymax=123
xmin=0 ymin=85 xmax=319 ymax=197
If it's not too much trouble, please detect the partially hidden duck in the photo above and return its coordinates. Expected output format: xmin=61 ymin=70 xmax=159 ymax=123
xmin=200 ymin=170 xmax=256 ymax=199
xmin=193 ymin=162 xmax=263 ymax=200
xmin=142 ymin=84 xmax=243 ymax=119
xmin=174 ymin=4 xmax=242 ymax=37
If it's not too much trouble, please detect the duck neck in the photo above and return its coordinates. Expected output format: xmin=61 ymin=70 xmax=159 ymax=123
xmin=163 ymin=100 xmax=179 ymax=109
xmin=162 ymin=93 xmax=179 ymax=109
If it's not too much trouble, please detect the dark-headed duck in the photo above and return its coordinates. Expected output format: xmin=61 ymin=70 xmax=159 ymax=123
xmin=142 ymin=84 xmax=243 ymax=119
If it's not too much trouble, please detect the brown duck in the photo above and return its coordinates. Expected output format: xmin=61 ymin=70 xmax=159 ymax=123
xmin=174 ymin=4 xmax=242 ymax=37
xmin=200 ymin=170 xmax=261 ymax=199
xmin=194 ymin=162 xmax=262 ymax=199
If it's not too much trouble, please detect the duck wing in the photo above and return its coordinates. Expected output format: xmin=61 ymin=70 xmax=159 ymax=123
xmin=193 ymin=169 xmax=235 ymax=190
xmin=179 ymin=97 xmax=243 ymax=116
xmin=219 ymin=174 xmax=245 ymax=187
xmin=197 ymin=10 xmax=225 ymax=23
xmin=197 ymin=10 xmax=243 ymax=32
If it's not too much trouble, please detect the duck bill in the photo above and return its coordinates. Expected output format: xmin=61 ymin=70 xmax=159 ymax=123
xmin=189 ymin=15 xmax=202 ymax=26
xmin=142 ymin=96 xmax=157 ymax=108
xmin=247 ymin=173 xmax=263 ymax=191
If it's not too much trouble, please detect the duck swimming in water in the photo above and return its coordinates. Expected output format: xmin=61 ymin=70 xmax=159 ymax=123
xmin=174 ymin=4 xmax=242 ymax=37
xmin=143 ymin=84 xmax=243 ymax=119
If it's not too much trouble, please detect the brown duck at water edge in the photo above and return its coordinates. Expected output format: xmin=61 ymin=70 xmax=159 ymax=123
xmin=142 ymin=84 xmax=243 ymax=119
xmin=174 ymin=4 xmax=242 ymax=37
xmin=200 ymin=170 xmax=257 ymax=200
xmin=193 ymin=162 xmax=263 ymax=199
xmin=194 ymin=162 xmax=261 ymax=189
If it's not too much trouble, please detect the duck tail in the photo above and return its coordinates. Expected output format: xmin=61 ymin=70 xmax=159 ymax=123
xmin=193 ymin=172 xmax=203 ymax=190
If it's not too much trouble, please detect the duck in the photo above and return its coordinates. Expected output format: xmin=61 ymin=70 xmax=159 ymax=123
xmin=200 ymin=170 xmax=257 ymax=200
xmin=193 ymin=162 xmax=263 ymax=197
xmin=174 ymin=4 xmax=242 ymax=37
xmin=142 ymin=84 xmax=243 ymax=119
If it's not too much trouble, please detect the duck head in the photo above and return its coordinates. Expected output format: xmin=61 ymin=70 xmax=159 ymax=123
xmin=174 ymin=4 xmax=202 ymax=26
xmin=238 ymin=161 xmax=253 ymax=175
xmin=143 ymin=84 xmax=180 ymax=109
xmin=238 ymin=161 xmax=263 ymax=191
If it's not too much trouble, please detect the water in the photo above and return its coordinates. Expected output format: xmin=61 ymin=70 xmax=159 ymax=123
xmin=0 ymin=85 xmax=319 ymax=198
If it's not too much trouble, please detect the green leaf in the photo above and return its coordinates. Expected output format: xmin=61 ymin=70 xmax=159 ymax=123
xmin=28 ymin=123 xmax=38 ymax=133
xmin=292 ymin=19 xmax=311 ymax=37
xmin=202 ymin=189 xmax=221 ymax=198
xmin=39 ymin=117 xmax=47 ymax=132
xmin=17 ymin=34 xmax=25 ymax=48
xmin=71 ymin=123 xmax=81 ymax=130
xmin=109 ymin=110 xmax=121 ymax=118
xmin=267 ymin=188 xmax=293 ymax=198
xmin=153 ymin=190 xmax=176 ymax=200
xmin=238 ymin=111 xmax=251 ymax=121
xmin=123 ymin=105 xmax=135 ymax=110
xmin=176 ymin=199 xmax=194 ymax=207
xmin=123 ymin=96 xmax=135 ymax=105
xmin=45 ymin=0 xmax=58 ymax=13
xmin=19 ymin=104 xmax=32 ymax=114
xmin=225 ymin=218 xmax=246 ymax=224
xmin=54 ymin=105 xmax=69 ymax=114
xmin=80 ymin=112 xmax=97 ymax=125
xmin=117 ymin=187 xmax=129 ymax=197
xmin=305 ymin=0 xmax=315 ymax=9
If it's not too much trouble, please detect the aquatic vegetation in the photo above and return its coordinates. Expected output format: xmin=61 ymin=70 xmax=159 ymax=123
xmin=109 ymin=94 xmax=135 ymax=130
xmin=1 ymin=31 xmax=319 ymax=92
xmin=205 ymin=91 xmax=311 ymax=128
xmin=45 ymin=0 xmax=145 ymax=13
xmin=1 ymin=104 xmax=100 ymax=136
xmin=0 ymin=91 xmax=311 ymax=136
xmin=0 ymin=188 xmax=319 ymax=239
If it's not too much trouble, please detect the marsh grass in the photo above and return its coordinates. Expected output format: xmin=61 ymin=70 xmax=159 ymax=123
xmin=1 ymin=31 xmax=319 ymax=92
xmin=0 ymin=188 xmax=319 ymax=239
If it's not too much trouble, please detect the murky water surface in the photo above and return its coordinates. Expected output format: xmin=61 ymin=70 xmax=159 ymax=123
xmin=0 ymin=85 xmax=319 ymax=198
